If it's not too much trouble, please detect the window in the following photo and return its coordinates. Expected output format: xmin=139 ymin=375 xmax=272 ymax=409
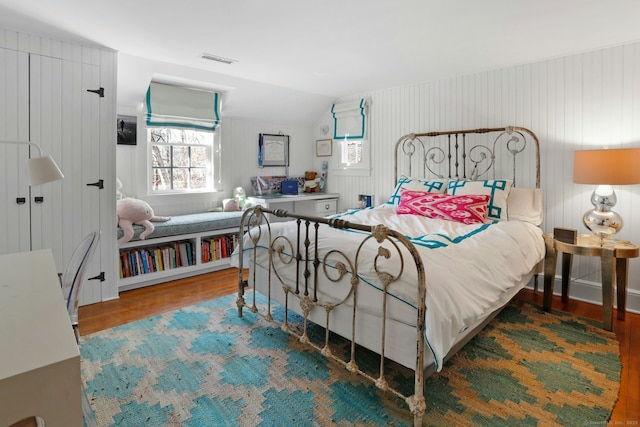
xmin=149 ymin=127 xmax=220 ymax=193
xmin=145 ymin=81 xmax=222 ymax=193
xmin=341 ymin=138 xmax=363 ymax=165
xmin=330 ymin=99 xmax=370 ymax=176
xmin=332 ymin=136 xmax=370 ymax=176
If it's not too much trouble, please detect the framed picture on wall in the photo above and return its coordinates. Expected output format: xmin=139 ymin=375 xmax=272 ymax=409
xmin=259 ymin=133 xmax=289 ymax=167
xmin=117 ymin=114 xmax=137 ymax=145
xmin=316 ymin=139 xmax=332 ymax=157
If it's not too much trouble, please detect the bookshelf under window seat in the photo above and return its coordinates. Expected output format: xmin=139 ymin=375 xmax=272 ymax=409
xmin=117 ymin=211 xmax=245 ymax=291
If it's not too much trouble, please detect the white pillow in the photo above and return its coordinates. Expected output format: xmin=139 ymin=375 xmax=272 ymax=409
xmin=447 ymin=179 xmax=513 ymax=221
xmin=507 ymin=187 xmax=544 ymax=225
xmin=386 ymin=177 xmax=447 ymax=206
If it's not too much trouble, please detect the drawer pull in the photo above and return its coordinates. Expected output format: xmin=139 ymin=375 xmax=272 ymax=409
xmin=324 ymin=204 xmax=330 ymax=210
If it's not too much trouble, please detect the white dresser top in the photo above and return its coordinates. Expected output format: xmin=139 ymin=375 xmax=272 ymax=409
xmin=248 ymin=193 xmax=339 ymax=203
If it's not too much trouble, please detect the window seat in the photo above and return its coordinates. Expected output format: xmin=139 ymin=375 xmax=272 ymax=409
xmin=116 ymin=211 xmax=245 ymax=242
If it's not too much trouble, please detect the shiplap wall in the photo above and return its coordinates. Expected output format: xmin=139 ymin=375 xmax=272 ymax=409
xmin=320 ymin=41 xmax=640 ymax=312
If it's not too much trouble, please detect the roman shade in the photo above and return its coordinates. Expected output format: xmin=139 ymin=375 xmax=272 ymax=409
xmin=331 ymin=99 xmax=367 ymax=139
xmin=146 ymin=82 xmax=221 ymax=130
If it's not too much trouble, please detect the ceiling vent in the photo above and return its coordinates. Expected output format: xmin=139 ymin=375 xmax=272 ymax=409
xmin=199 ymin=53 xmax=237 ymax=64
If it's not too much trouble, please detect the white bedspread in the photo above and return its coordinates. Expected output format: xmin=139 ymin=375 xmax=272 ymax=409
xmin=230 ymin=205 xmax=545 ymax=371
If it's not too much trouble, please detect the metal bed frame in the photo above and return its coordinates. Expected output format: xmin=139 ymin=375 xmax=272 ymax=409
xmin=235 ymin=126 xmax=541 ymax=426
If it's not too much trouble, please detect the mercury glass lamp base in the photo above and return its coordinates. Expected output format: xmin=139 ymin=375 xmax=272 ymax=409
xmin=583 ymin=209 xmax=622 ymax=242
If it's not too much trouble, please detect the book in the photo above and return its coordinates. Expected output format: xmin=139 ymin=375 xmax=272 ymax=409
xmin=202 ymin=239 xmax=210 ymax=263
xmin=155 ymin=248 xmax=164 ymax=271
xmin=174 ymin=242 xmax=182 ymax=267
xmin=129 ymin=251 xmax=139 ymax=276
xmin=140 ymin=249 xmax=149 ymax=274
xmin=186 ymin=241 xmax=193 ymax=265
xmin=178 ymin=242 xmax=189 ymax=267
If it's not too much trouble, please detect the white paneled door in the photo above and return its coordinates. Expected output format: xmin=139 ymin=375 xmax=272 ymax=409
xmin=0 ymin=47 xmax=104 ymax=305
xmin=30 ymin=53 xmax=104 ymax=305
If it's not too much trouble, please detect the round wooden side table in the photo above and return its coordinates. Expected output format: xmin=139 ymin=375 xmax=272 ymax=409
xmin=542 ymin=233 xmax=639 ymax=331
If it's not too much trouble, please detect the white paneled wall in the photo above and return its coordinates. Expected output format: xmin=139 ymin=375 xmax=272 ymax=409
xmin=116 ymin=111 xmax=314 ymax=216
xmin=116 ymin=40 xmax=640 ymax=312
xmin=321 ymin=42 xmax=640 ymax=312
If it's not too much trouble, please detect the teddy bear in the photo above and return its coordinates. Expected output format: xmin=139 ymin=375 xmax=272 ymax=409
xmin=117 ymin=198 xmax=170 ymax=244
xmin=304 ymin=171 xmax=321 ymax=192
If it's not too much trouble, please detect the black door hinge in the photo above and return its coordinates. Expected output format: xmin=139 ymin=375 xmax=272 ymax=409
xmin=86 ymin=179 xmax=104 ymax=189
xmin=88 ymin=272 xmax=105 ymax=282
xmin=87 ymin=87 xmax=104 ymax=98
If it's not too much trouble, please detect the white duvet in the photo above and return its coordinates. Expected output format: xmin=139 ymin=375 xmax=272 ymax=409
xmin=230 ymin=205 xmax=545 ymax=371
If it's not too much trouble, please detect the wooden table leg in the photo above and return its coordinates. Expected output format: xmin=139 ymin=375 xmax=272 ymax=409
xmin=616 ymin=258 xmax=628 ymax=321
xmin=600 ymin=248 xmax=615 ymax=331
xmin=543 ymin=238 xmax=557 ymax=312
xmin=561 ymin=252 xmax=573 ymax=304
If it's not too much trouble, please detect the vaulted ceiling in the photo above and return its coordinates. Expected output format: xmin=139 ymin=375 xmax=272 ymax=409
xmin=2 ymin=0 xmax=640 ymax=123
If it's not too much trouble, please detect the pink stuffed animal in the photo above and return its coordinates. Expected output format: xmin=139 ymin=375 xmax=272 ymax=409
xmin=117 ymin=198 xmax=170 ymax=244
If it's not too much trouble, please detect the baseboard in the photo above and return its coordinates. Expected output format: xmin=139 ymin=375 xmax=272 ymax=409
xmin=526 ymin=274 xmax=640 ymax=315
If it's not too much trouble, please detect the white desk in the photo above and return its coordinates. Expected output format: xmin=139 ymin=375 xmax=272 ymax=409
xmin=0 ymin=249 xmax=82 ymax=427
xmin=248 ymin=193 xmax=339 ymax=222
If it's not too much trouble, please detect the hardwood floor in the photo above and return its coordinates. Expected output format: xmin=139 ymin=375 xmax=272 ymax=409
xmin=79 ymin=270 xmax=639 ymax=423
xmin=79 ymin=269 xmax=240 ymax=334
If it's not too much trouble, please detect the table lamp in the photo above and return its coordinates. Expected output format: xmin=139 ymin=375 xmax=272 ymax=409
xmin=0 ymin=140 xmax=64 ymax=185
xmin=573 ymin=147 xmax=640 ymax=241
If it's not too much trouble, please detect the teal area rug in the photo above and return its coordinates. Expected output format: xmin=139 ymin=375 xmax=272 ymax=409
xmin=81 ymin=294 xmax=621 ymax=426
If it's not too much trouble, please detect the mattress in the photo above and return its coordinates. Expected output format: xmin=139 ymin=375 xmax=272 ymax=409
xmin=231 ymin=204 xmax=545 ymax=371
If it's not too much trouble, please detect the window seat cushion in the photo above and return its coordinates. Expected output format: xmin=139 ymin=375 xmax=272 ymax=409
xmin=117 ymin=211 xmax=245 ymax=243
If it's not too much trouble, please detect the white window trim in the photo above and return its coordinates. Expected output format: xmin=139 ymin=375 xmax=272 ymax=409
xmin=146 ymin=127 xmax=221 ymax=195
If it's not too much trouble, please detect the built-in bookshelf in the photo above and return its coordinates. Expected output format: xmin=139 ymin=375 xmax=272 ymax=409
xmin=118 ymin=227 xmax=240 ymax=291
xmin=119 ymin=240 xmax=196 ymax=278
xmin=201 ymin=234 xmax=237 ymax=263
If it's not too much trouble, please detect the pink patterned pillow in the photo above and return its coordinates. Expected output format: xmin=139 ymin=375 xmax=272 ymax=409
xmin=397 ymin=190 xmax=491 ymax=224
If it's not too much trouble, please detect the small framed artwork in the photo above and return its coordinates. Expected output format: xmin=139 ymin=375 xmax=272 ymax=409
xmin=117 ymin=114 xmax=137 ymax=145
xmin=358 ymin=194 xmax=373 ymax=209
xmin=259 ymin=133 xmax=290 ymax=167
xmin=316 ymin=139 xmax=332 ymax=157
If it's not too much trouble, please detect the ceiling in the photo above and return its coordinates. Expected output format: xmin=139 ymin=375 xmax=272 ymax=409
xmin=2 ymin=0 xmax=640 ymax=123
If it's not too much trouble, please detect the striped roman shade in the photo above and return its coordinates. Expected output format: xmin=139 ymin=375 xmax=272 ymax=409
xmin=331 ymin=99 xmax=367 ymax=139
xmin=145 ymin=82 xmax=221 ymax=131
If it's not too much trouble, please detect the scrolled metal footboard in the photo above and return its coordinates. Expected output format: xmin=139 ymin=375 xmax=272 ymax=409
xmin=235 ymin=205 xmax=427 ymax=426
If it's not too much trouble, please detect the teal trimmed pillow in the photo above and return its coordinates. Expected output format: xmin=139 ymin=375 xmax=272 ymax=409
xmin=447 ymin=179 xmax=512 ymax=221
xmin=386 ymin=177 xmax=447 ymax=206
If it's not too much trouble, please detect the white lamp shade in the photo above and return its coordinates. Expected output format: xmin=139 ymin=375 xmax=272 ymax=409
xmin=27 ymin=155 xmax=64 ymax=185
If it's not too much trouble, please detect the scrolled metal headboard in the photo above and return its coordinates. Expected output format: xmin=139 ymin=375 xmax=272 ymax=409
xmin=394 ymin=126 xmax=541 ymax=189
